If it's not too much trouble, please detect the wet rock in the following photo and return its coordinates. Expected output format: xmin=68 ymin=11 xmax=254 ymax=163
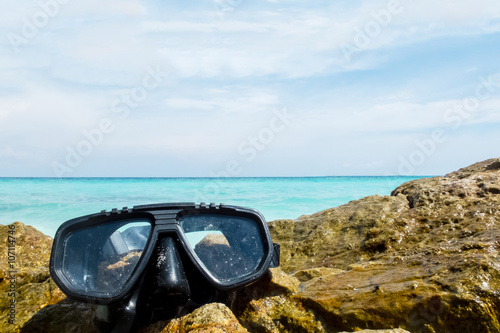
xmin=20 ymin=298 xmax=96 ymax=333
xmin=139 ymin=303 xmax=248 ymax=333
xmin=0 ymin=222 xmax=65 ymax=333
xmin=230 ymin=268 xmax=329 ymax=333
xmin=341 ymin=328 xmax=410 ymax=333
xmin=268 ymin=194 xmax=411 ymax=273
xmin=256 ymin=157 xmax=500 ymax=332
xmin=293 ymin=267 xmax=344 ymax=283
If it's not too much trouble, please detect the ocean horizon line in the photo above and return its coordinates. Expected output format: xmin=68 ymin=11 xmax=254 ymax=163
xmin=0 ymin=175 xmax=437 ymax=179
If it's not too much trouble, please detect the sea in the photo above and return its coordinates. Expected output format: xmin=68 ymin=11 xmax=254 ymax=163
xmin=0 ymin=176 xmax=427 ymax=237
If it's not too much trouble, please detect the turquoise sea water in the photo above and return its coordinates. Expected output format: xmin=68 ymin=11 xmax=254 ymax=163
xmin=0 ymin=177 xmax=427 ymax=237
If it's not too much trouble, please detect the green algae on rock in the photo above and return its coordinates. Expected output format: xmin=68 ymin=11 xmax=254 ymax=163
xmin=231 ymin=268 xmax=328 ymax=333
xmin=258 ymin=157 xmax=500 ymax=332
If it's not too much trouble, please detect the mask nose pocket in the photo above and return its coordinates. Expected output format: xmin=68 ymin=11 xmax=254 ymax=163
xmin=150 ymin=237 xmax=191 ymax=315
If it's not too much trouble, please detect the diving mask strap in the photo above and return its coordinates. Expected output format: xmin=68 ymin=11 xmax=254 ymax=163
xmin=269 ymin=243 xmax=280 ymax=268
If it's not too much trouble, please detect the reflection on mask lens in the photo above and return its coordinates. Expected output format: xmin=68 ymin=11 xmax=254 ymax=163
xmin=62 ymin=219 xmax=151 ymax=294
xmin=180 ymin=214 xmax=265 ymax=282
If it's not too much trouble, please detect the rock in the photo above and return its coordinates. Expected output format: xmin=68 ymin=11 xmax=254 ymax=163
xmin=0 ymin=222 xmax=53 ymax=277
xmin=340 ymin=328 xmax=410 ymax=333
xmin=444 ymin=157 xmax=500 ymax=179
xmin=0 ymin=222 xmax=65 ymax=333
xmin=254 ymin=157 xmax=500 ymax=332
xmin=139 ymin=303 xmax=248 ymax=333
xmin=269 ymin=194 xmax=411 ymax=272
xmin=230 ymin=268 xmax=326 ymax=333
xmin=292 ymin=267 xmax=344 ymax=283
xmin=197 ymin=234 xmax=230 ymax=247
xmin=20 ymin=298 xmax=97 ymax=333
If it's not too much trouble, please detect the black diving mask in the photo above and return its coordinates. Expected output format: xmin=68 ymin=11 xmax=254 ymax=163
xmin=50 ymin=203 xmax=280 ymax=332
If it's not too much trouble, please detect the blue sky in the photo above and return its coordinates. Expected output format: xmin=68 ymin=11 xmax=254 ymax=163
xmin=1 ymin=0 xmax=499 ymax=177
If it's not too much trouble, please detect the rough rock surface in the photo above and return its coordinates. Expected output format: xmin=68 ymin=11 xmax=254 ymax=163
xmin=258 ymin=157 xmax=500 ymax=332
xmin=139 ymin=303 xmax=249 ymax=333
xmin=3 ymin=157 xmax=500 ymax=332
xmin=0 ymin=222 xmax=65 ymax=333
xmin=21 ymin=298 xmax=96 ymax=333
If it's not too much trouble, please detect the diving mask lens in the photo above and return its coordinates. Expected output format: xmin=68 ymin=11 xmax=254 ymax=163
xmin=180 ymin=214 xmax=265 ymax=283
xmin=61 ymin=219 xmax=152 ymax=295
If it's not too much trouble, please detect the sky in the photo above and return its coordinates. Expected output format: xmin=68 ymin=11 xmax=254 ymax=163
xmin=0 ymin=0 xmax=499 ymax=177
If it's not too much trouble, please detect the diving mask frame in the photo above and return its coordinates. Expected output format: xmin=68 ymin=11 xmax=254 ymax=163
xmin=50 ymin=202 xmax=280 ymax=307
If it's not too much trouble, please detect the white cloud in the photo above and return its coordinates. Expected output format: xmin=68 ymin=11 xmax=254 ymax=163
xmin=397 ymin=0 xmax=500 ymax=23
xmin=0 ymin=97 xmax=31 ymax=121
xmin=5 ymin=0 xmax=499 ymax=85
xmin=64 ymin=0 xmax=148 ymax=16
xmin=142 ymin=19 xmax=278 ymax=33
xmin=292 ymin=95 xmax=500 ymax=143
xmin=469 ymin=98 xmax=500 ymax=124
xmin=0 ymin=83 xmax=105 ymax=150
xmin=0 ymin=146 xmax=29 ymax=160
xmin=164 ymin=91 xmax=279 ymax=112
